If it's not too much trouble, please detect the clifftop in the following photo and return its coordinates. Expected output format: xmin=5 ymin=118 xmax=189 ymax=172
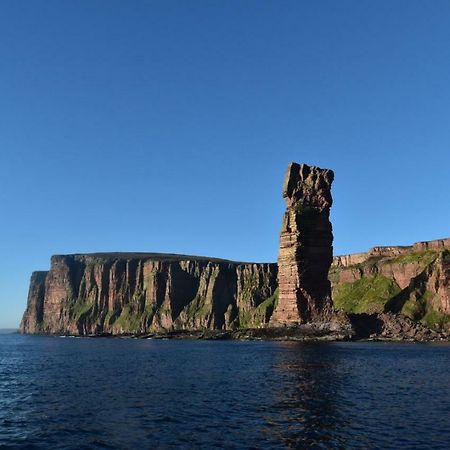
xmin=51 ymin=253 xmax=258 ymax=265
xmin=333 ymin=238 xmax=450 ymax=268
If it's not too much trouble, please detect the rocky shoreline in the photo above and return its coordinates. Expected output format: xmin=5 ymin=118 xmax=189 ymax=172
xmin=49 ymin=312 xmax=449 ymax=343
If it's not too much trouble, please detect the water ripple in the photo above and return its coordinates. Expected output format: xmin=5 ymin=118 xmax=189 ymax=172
xmin=0 ymin=336 xmax=449 ymax=449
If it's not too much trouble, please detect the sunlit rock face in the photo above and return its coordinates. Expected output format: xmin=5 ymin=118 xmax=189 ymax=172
xmin=19 ymin=253 xmax=278 ymax=335
xmin=330 ymin=238 xmax=450 ymax=331
xmin=270 ymin=162 xmax=335 ymax=326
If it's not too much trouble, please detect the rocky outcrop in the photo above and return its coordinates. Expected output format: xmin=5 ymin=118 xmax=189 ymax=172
xmin=270 ymin=163 xmax=335 ymax=325
xmin=330 ymin=238 xmax=450 ymax=331
xmin=19 ymin=253 xmax=277 ymax=335
xmin=19 ymin=271 xmax=47 ymax=334
xmin=348 ymin=312 xmax=448 ymax=341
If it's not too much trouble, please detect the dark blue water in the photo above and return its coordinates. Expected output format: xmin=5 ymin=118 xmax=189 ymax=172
xmin=1 ymin=335 xmax=449 ymax=449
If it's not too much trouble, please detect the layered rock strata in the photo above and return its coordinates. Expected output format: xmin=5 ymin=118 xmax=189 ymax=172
xmin=330 ymin=238 xmax=450 ymax=331
xmin=20 ymin=253 xmax=277 ymax=335
xmin=270 ymin=163 xmax=335 ymax=325
xmin=20 ymin=243 xmax=450 ymax=337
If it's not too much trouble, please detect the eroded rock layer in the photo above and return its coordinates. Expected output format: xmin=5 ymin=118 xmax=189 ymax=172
xmin=270 ymin=163 xmax=335 ymax=325
xmin=19 ymin=253 xmax=278 ymax=335
xmin=20 ymin=240 xmax=450 ymax=336
xmin=330 ymin=238 xmax=450 ymax=331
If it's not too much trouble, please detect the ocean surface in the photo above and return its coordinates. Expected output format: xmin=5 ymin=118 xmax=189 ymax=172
xmin=1 ymin=334 xmax=449 ymax=449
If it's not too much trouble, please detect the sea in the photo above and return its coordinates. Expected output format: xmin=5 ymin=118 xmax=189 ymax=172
xmin=0 ymin=333 xmax=449 ymax=449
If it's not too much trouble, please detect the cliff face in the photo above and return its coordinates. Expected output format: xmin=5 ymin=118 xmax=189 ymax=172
xmin=20 ymin=271 xmax=47 ymax=334
xmin=20 ymin=240 xmax=450 ymax=336
xmin=271 ymin=163 xmax=335 ymax=325
xmin=19 ymin=253 xmax=278 ymax=335
xmin=330 ymin=238 xmax=450 ymax=331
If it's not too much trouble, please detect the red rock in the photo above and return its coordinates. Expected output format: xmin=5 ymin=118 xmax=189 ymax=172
xmin=19 ymin=253 xmax=278 ymax=335
xmin=270 ymin=163 xmax=335 ymax=326
xmin=330 ymin=238 xmax=450 ymax=331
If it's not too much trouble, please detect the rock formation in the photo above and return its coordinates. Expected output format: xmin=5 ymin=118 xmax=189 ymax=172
xmin=348 ymin=312 xmax=448 ymax=341
xmin=19 ymin=155 xmax=450 ymax=340
xmin=20 ymin=271 xmax=47 ymax=334
xmin=270 ymin=163 xmax=335 ymax=326
xmin=330 ymin=238 xmax=450 ymax=331
xmin=20 ymin=239 xmax=449 ymax=337
xmin=20 ymin=253 xmax=277 ymax=335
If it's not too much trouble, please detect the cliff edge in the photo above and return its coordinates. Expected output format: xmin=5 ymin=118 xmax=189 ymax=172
xmin=20 ymin=253 xmax=278 ymax=335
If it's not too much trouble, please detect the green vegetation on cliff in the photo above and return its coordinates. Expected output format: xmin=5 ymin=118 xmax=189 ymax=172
xmin=109 ymin=304 xmax=155 ymax=333
xmin=422 ymin=308 xmax=450 ymax=330
xmin=383 ymin=250 xmax=438 ymax=267
xmin=64 ymin=298 xmax=94 ymax=321
xmin=179 ymin=294 xmax=212 ymax=326
xmin=400 ymin=290 xmax=450 ymax=330
xmin=332 ymin=248 xmax=450 ymax=332
xmin=333 ymin=275 xmax=401 ymax=314
xmin=235 ymin=289 xmax=278 ymax=328
xmin=400 ymin=291 xmax=430 ymax=321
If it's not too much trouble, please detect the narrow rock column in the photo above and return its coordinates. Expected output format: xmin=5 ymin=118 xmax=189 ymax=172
xmin=270 ymin=162 xmax=334 ymax=325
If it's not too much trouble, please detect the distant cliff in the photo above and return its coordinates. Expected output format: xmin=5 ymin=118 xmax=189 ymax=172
xmin=330 ymin=238 xmax=450 ymax=331
xmin=20 ymin=238 xmax=450 ymax=336
xmin=20 ymin=253 xmax=278 ymax=335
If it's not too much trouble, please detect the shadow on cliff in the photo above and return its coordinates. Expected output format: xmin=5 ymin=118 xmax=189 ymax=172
xmin=347 ymin=314 xmax=384 ymax=339
xmin=383 ymin=267 xmax=431 ymax=317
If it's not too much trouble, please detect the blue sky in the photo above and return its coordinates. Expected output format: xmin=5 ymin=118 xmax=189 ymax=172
xmin=1 ymin=0 xmax=449 ymax=328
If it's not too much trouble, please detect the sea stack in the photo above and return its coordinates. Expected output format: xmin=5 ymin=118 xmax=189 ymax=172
xmin=270 ymin=162 xmax=335 ymax=326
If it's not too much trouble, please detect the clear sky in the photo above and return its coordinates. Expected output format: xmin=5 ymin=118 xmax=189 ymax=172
xmin=1 ymin=0 xmax=449 ymax=328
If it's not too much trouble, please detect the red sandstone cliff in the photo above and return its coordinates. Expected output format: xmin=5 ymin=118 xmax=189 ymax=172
xmin=20 ymin=253 xmax=277 ymax=335
xmin=330 ymin=238 xmax=450 ymax=331
xmin=20 ymin=240 xmax=450 ymax=336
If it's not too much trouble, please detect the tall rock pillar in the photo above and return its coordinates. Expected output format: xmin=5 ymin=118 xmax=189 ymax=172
xmin=271 ymin=162 xmax=334 ymax=326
